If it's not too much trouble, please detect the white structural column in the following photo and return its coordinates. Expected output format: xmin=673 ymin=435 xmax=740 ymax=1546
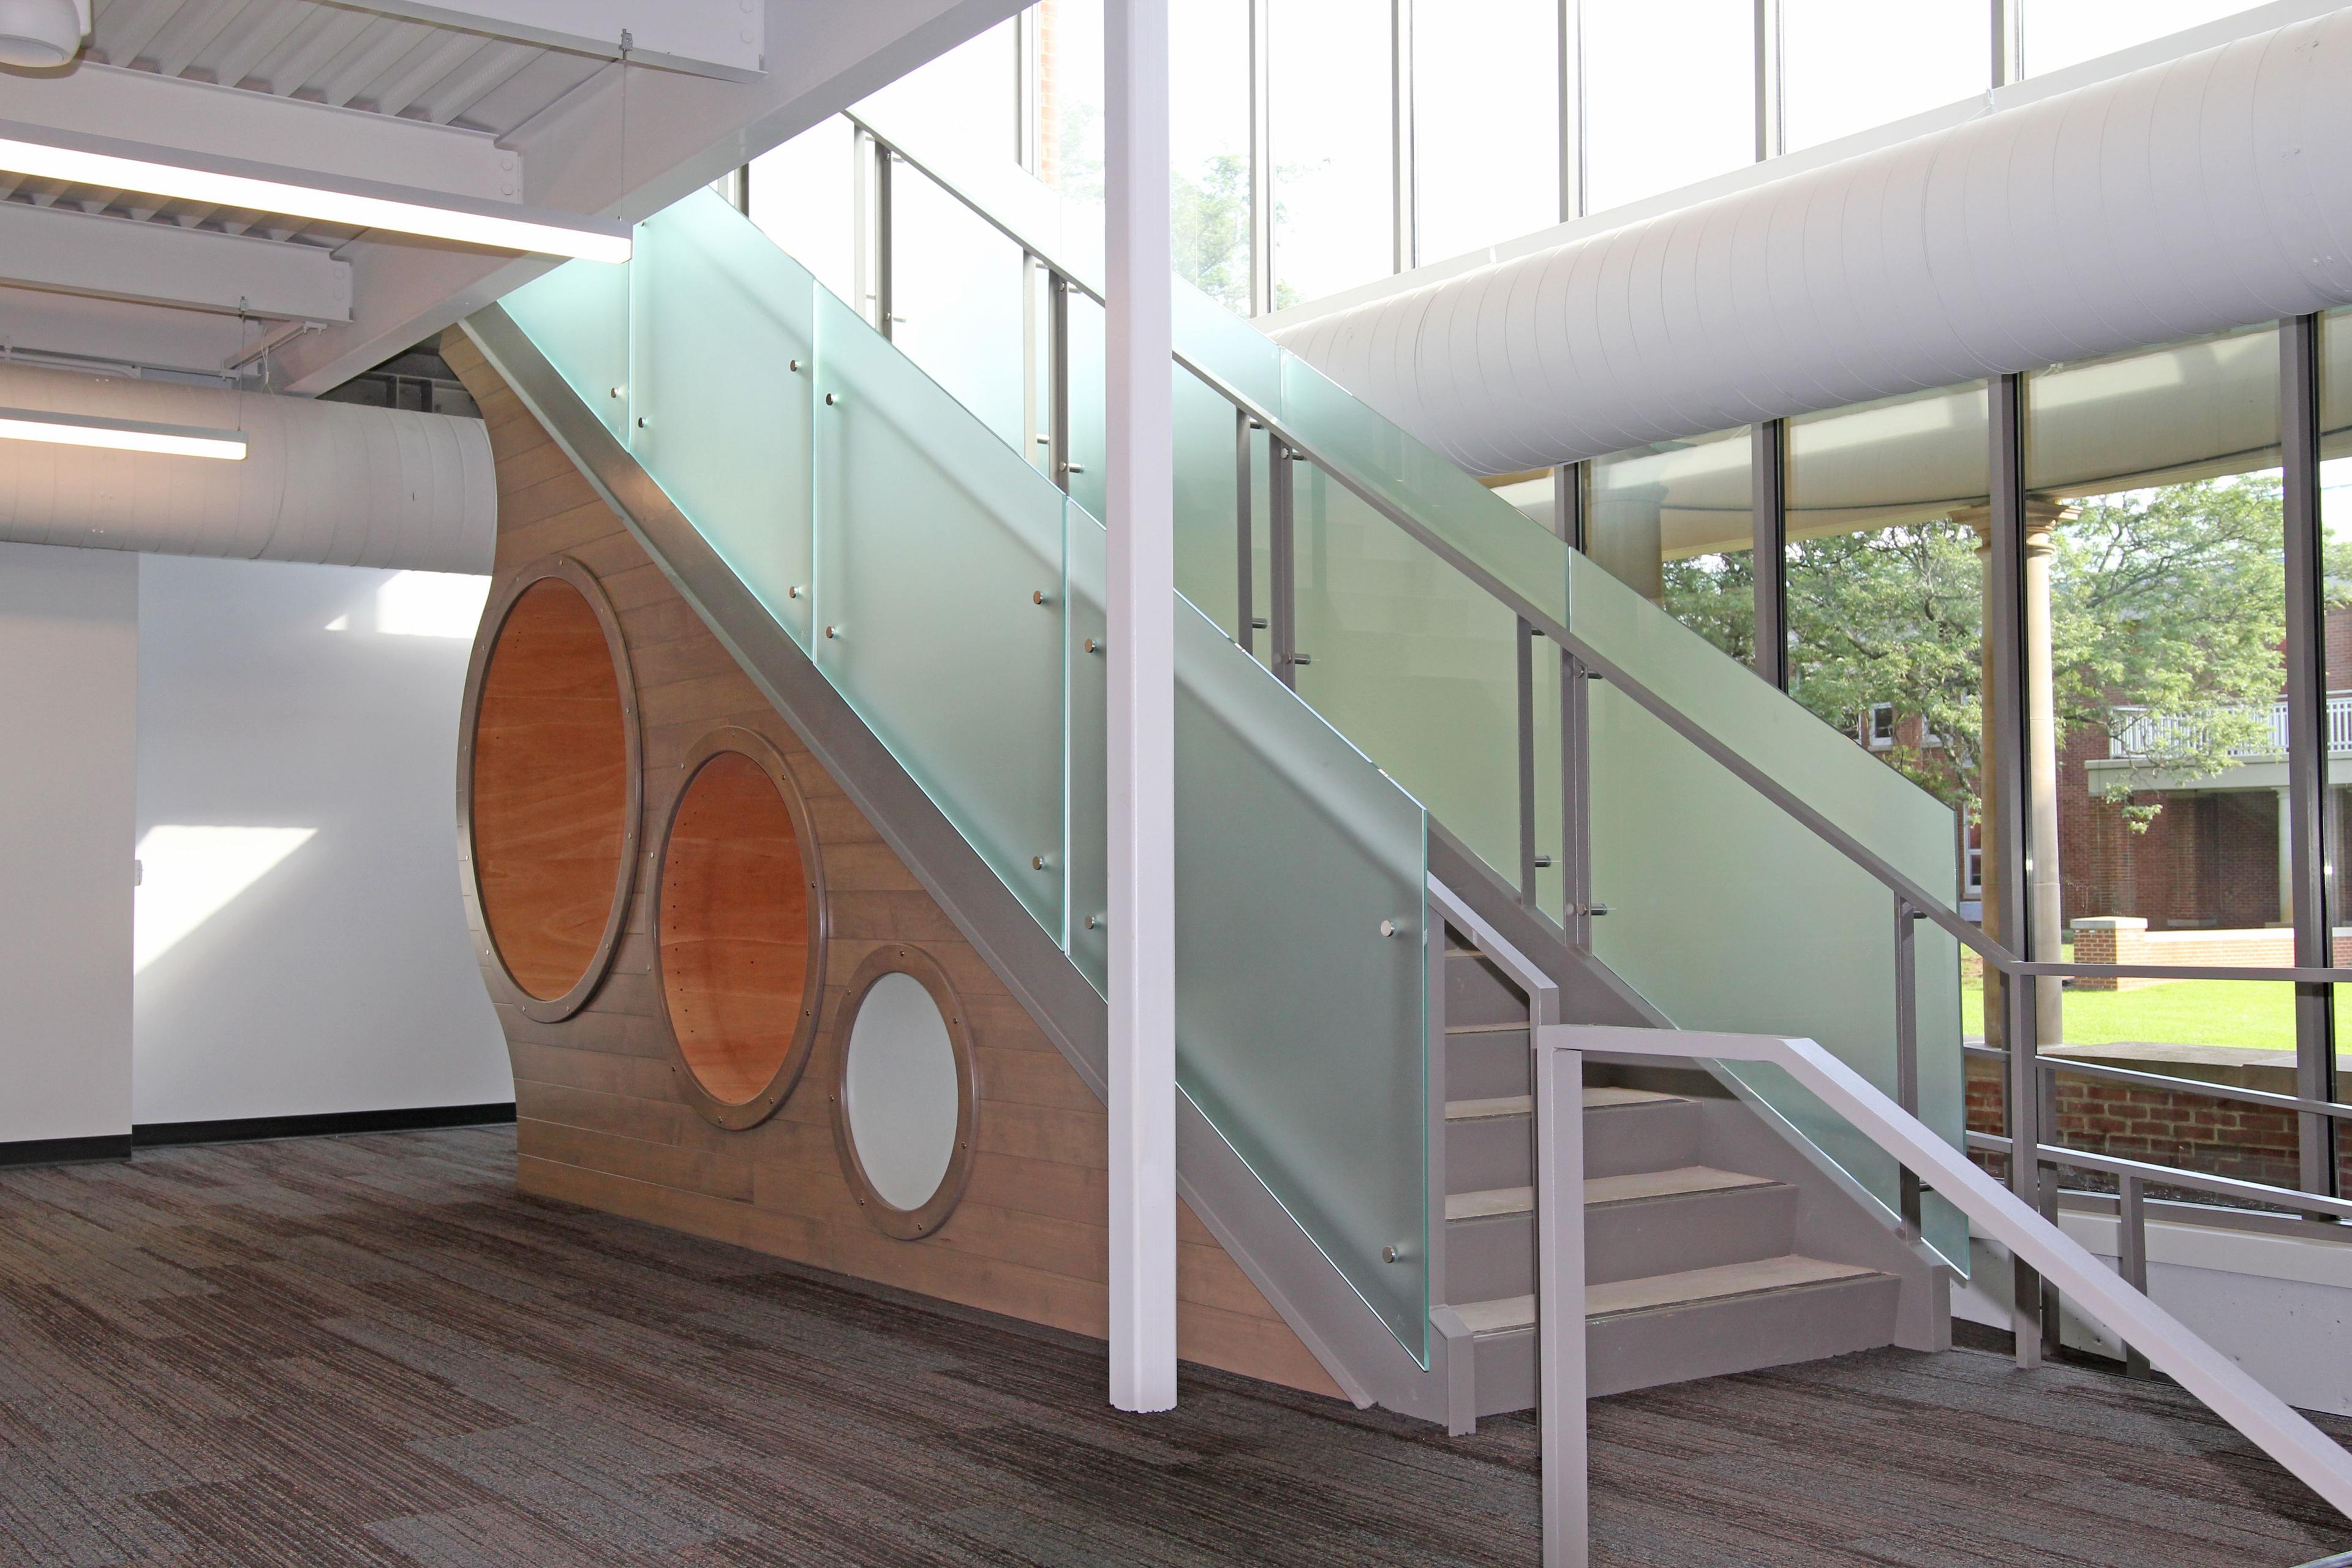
xmin=1104 ymin=0 xmax=1178 ymax=1413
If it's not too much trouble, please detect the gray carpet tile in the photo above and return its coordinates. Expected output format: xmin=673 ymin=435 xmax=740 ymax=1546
xmin=1 ymin=1125 xmax=2346 ymax=1567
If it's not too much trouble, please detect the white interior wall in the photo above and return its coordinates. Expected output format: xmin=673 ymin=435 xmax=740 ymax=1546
xmin=132 ymin=554 xmax=509 ymax=1126
xmin=0 ymin=542 xmax=137 ymax=1146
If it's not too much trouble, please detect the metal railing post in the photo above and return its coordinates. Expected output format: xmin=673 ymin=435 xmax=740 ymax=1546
xmin=1752 ymin=418 xmax=1789 ymax=690
xmin=1894 ymin=895 xmax=1923 ymax=1240
xmin=1562 ymin=650 xmax=1593 ymax=946
xmin=1518 ymin=616 xmax=1540 ymax=906
xmin=1049 ymin=271 xmax=1072 ymax=495
xmin=875 ymin=143 xmax=897 ymax=342
xmin=2120 ymin=1172 xmax=2150 ymax=1379
xmin=1235 ymin=409 xmax=1257 ymax=654
xmin=1270 ymin=439 xmax=1298 ymax=687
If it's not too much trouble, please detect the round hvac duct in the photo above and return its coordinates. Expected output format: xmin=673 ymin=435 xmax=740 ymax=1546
xmin=1273 ymin=9 xmax=2352 ymax=474
xmin=0 ymin=0 xmax=86 ymax=69
xmin=0 ymin=361 xmax=496 ymax=573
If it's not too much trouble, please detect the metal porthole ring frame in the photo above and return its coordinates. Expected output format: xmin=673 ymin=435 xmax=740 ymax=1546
xmin=652 ymin=725 xmax=830 ymax=1131
xmin=456 ymin=553 xmax=643 ymax=1024
xmin=828 ymin=943 xmax=981 ymax=1240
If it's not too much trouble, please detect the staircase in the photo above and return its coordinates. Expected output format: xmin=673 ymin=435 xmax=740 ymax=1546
xmin=1432 ymin=935 xmax=1926 ymax=1428
xmin=472 ymin=176 xmax=1959 ymax=1430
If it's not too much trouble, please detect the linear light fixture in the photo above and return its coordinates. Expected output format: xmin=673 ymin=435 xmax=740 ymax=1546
xmin=0 ymin=118 xmax=632 ymax=264
xmin=0 ymin=405 xmax=247 ymax=461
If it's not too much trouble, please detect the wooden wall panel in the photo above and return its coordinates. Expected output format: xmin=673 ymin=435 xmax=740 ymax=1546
xmin=445 ymin=333 xmax=1341 ymax=1401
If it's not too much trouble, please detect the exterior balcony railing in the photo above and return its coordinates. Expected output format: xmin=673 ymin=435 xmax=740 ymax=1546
xmin=2107 ymin=690 xmax=2352 ymax=761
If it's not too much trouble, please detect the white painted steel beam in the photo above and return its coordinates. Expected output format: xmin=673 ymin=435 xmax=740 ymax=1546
xmin=340 ymin=1 xmax=766 ymax=81
xmin=275 ymin=0 xmax=1028 ymax=394
xmin=0 ymin=64 xmax=518 ymax=204
xmin=1542 ymin=1023 xmax=2352 ymax=1539
xmin=0 ymin=203 xmax=351 ymax=323
xmin=1104 ymin=0 xmax=1178 ymax=1414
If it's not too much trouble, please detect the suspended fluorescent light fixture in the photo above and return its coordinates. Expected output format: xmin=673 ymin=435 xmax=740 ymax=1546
xmin=0 ymin=119 xmax=631 ymax=264
xmin=0 ymin=405 xmax=247 ymax=461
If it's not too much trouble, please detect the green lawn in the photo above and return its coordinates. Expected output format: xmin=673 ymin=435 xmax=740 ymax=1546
xmin=1959 ymin=966 xmax=2344 ymax=1052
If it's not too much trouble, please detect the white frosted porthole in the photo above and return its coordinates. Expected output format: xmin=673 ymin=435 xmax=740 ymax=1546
xmin=832 ymin=950 xmax=975 ymax=1237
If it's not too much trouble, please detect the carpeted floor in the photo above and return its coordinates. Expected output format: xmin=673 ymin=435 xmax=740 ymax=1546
xmin=0 ymin=1125 xmax=2345 ymax=1567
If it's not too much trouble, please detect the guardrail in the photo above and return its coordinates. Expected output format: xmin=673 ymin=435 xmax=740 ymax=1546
xmin=1535 ymin=1022 xmax=2352 ymax=1568
xmin=2108 ymin=691 xmax=2352 ymax=760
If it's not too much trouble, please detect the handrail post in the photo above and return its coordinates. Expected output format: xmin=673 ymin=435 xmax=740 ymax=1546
xmin=1049 ymin=270 xmax=1072 ymax=496
xmin=1269 ymin=439 xmax=1298 ymax=687
xmin=1894 ymin=895 xmax=1922 ymax=1240
xmin=2120 ymin=1172 xmax=2150 ymax=1379
xmin=1235 ymin=409 xmax=1256 ymax=652
xmin=1518 ymin=616 xmax=1539 ymax=906
xmin=1562 ymin=650 xmax=1591 ymax=946
xmin=875 ymin=143 xmax=896 ymax=341
xmin=1535 ymin=1036 xmax=1589 ymax=1568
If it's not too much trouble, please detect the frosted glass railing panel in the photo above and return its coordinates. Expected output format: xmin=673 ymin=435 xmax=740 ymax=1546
xmin=1065 ymin=291 xmax=1109 ymax=525
xmin=1173 ymin=368 xmax=1244 ymax=636
xmin=810 ymin=285 xmax=1068 ymax=939
xmin=1566 ymin=554 xmax=1962 ymax=914
xmin=1293 ymin=461 xmax=1523 ymax=886
xmin=630 ymin=195 xmax=816 ymax=650
xmin=1588 ymin=680 xmax=1967 ymax=1267
xmin=1172 ymin=282 xmax=1284 ymax=417
xmin=1275 ymin=358 xmax=1569 ymax=631
xmin=502 ymin=252 xmax=630 ymax=443
xmin=891 ymin=170 xmax=1030 ymax=452
xmin=1065 ymin=509 xmax=1109 ymax=993
xmin=1172 ymin=600 xmax=1430 ymax=1360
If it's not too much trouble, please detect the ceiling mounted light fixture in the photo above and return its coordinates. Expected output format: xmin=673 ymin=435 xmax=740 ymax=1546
xmin=0 ymin=405 xmax=247 ymax=461
xmin=0 ymin=119 xmax=633 ymax=263
xmin=0 ymin=0 xmax=88 ymax=70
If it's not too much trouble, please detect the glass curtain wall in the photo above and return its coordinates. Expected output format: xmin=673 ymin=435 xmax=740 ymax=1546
xmin=1586 ymin=427 xmax=1755 ymax=663
xmin=1580 ymin=0 xmax=1754 ymax=213
xmin=1268 ymin=0 xmax=1395 ymax=303
xmin=1412 ymin=0 xmax=1560 ymax=262
xmin=1781 ymin=0 xmax=1989 ymax=151
xmin=1170 ymin=0 xmax=1254 ymax=313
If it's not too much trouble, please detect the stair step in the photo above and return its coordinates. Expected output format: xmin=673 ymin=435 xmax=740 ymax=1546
xmin=1586 ymin=1166 xmax=1777 ymax=1207
xmin=1446 ymin=1166 xmax=1770 ymax=1223
xmin=1450 ymin=1255 xmax=1885 ymax=1337
xmin=1447 ymin=1186 xmax=1533 ymax=1222
xmin=1442 ymin=1087 xmax=1684 ymax=1123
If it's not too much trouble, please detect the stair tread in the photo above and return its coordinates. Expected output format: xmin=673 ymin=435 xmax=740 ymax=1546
xmin=1444 ymin=1087 xmax=1687 ymax=1122
xmin=1449 ymin=1256 xmax=1888 ymax=1336
xmin=1444 ymin=1022 xmax=1529 ymax=1037
xmin=1447 ymin=1095 xmax=1531 ymax=1121
xmin=1585 ymin=1165 xmax=1780 ymax=1205
xmin=1447 ymin=1186 xmax=1534 ymax=1221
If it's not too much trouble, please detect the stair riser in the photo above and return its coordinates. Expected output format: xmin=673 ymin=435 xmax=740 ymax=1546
xmin=1583 ymin=1100 xmax=1700 ymax=1178
xmin=1445 ymin=1114 xmax=1533 ymax=1193
xmin=1445 ymin=1183 xmax=1798 ymax=1301
xmin=1465 ymin=1273 xmax=1904 ymax=1415
xmin=1446 ymin=1101 xmax=1710 ymax=1191
xmin=1585 ymin=1185 xmax=1796 ymax=1286
xmin=1445 ymin=952 xmax=1526 ymax=1028
xmin=1443 ymin=1029 xmax=1531 ymax=1101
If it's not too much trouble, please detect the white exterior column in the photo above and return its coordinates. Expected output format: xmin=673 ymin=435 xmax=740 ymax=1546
xmin=1104 ymin=0 xmax=1177 ymax=1414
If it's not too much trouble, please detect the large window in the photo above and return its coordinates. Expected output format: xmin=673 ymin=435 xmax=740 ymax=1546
xmin=1782 ymin=0 xmax=1989 ymax=152
xmin=1270 ymin=0 xmax=1395 ymax=304
xmin=1581 ymin=0 xmax=1754 ymax=216
xmin=1412 ymin=0 xmax=1560 ymax=262
xmin=1170 ymin=0 xmax=1253 ymax=314
xmin=2022 ymin=0 xmax=2263 ymax=77
xmin=1588 ymin=426 xmax=1755 ymax=662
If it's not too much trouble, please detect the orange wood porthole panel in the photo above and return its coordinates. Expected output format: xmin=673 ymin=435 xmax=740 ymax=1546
xmin=458 ymin=556 xmax=641 ymax=1023
xmin=654 ymin=728 xmax=828 ymax=1129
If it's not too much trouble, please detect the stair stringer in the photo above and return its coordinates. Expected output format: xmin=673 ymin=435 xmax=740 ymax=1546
xmin=461 ymin=305 xmax=1449 ymax=1423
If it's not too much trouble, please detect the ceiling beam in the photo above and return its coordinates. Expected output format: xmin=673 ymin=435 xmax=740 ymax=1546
xmin=0 ymin=62 xmax=519 ymax=204
xmin=276 ymin=0 xmax=1030 ymax=394
xmin=0 ymin=203 xmax=352 ymax=323
xmin=0 ymin=285 xmax=263 ymax=383
xmin=337 ymin=1 xmax=766 ymax=82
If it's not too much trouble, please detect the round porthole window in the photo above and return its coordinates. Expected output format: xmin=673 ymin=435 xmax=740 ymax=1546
xmin=460 ymin=557 xmax=641 ymax=1022
xmin=831 ymin=946 xmax=976 ymax=1238
xmin=654 ymin=728 xmax=826 ymax=1129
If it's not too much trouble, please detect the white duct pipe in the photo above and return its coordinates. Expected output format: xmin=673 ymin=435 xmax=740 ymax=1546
xmin=1273 ymin=9 xmax=2352 ymax=474
xmin=0 ymin=361 xmax=494 ymax=572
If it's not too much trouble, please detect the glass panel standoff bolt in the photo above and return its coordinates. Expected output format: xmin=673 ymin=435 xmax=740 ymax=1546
xmin=823 ymin=625 xmax=840 ymax=639
xmin=1032 ymin=589 xmax=1051 ymax=606
xmin=1060 ymin=461 xmax=1085 ymax=474
xmin=824 ymin=392 xmax=838 ymax=405
xmin=1533 ymin=854 xmax=1555 ymax=869
xmin=1084 ymin=637 xmax=1102 ymax=655
xmin=787 ymin=358 xmax=801 ymax=372
xmin=634 ymin=415 xmax=648 ymax=428
xmin=1381 ymin=1245 xmax=1400 ymax=1263
xmin=1570 ymin=902 xmax=1610 ymax=918
xmin=608 ymin=386 xmax=624 ymax=399
xmin=1030 ymin=854 xmax=1053 ymax=871
xmin=1085 ymin=913 xmax=1102 ymax=930
xmin=1378 ymin=918 xmax=1404 ymax=937
xmin=786 ymin=585 xmax=802 ymax=599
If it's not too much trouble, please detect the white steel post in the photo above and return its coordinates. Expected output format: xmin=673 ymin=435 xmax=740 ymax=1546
xmin=1536 ymin=1039 xmax=1589 ymax=1567
xmin=1105 ymin=0 xmax=1178 ymax=1414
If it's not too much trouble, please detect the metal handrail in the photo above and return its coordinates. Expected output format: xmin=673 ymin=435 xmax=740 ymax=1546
xmin=1966 ymin=1129 xmax=2352 ymax=1221
xmin=849 ymin=113 xmax=2352 ymax=992
xmin=1962 ymin=1039 xmax=2352 ymax=1122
